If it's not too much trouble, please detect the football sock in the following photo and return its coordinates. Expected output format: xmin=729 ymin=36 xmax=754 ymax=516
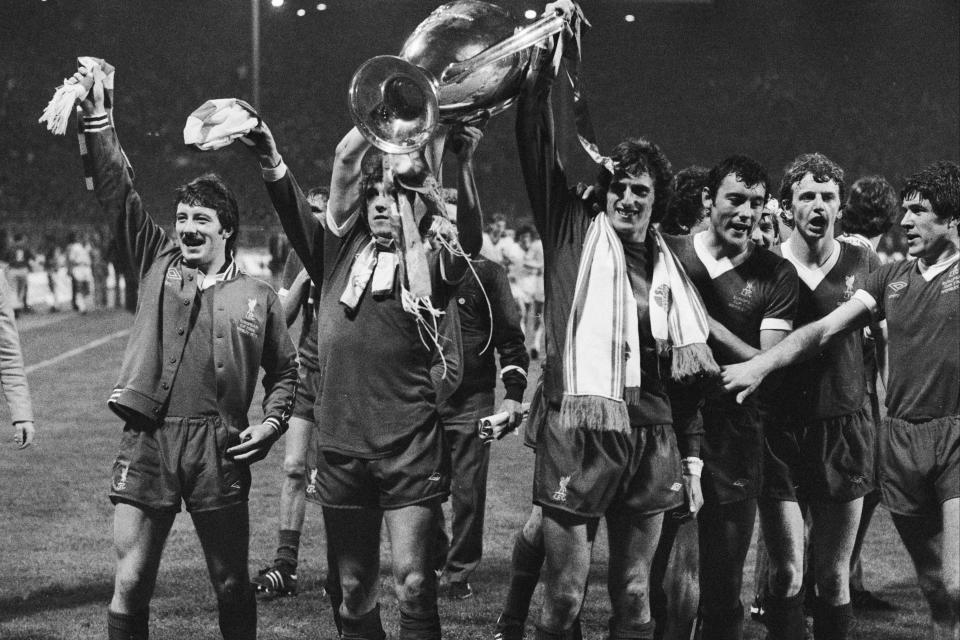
xmin=217 ymin=588 xmax=256 ymax=640
xmin=534 ymin=618 xmax=582 ymax=640
xmin=325 ymin=571 xmax=344 ymax=637
xmin=341 ymin=604 xmax=386 ymax=640
xmin=700 ymin=602 xmax=744 ymax=640
xmin=275 ymin=529 xmax=301 ymax=568
xmin=763 ymin=587 xmax=806 ymax=640
xmin=107 ymin=608 xmax=149 ymax=640
xmin=608 ymin=617 xmax=655 ymax=640
xmin=398 ymin=604 xmax=441 ymax=640
xmin=812 ymin=599 xmax=853 ymax=640
xmin=499 ymin=531 xmax=545 ymax=625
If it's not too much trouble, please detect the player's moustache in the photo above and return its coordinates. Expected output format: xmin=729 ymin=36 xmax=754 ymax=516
xmin=180 ymin=232 xmax=204 ymax=246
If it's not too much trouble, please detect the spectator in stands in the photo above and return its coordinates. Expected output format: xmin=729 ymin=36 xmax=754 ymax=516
xmin=67 ymin=230 xmax=94 ymax=314
xmin=7 ymin=234 xmax=35 ymax=316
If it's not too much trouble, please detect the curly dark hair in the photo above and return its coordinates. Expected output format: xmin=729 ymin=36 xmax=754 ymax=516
xmin=705 ymin=155 xmax=769 ymax=202
xmin=901 ymin=161 xmax=960 ymax=221
xmin=843 ymin=175 xmax=897 ymax=238
xmin=594 ymin=137 xmax=674 ymax=225
xmin=779 ymin=152 xmax=845 ymax=207
xmin=174 ymin=173 xmax=240 ymax=254
xmin=660 ymin=165 xmax=709 ymax=235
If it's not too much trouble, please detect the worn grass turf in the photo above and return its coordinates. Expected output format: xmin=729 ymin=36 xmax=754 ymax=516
xmin=0 ymin=309 xmax=929 ymax=638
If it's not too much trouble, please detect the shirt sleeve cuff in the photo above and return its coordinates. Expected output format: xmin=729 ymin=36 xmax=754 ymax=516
xmin=760 ymin=318 xmax=793 ymax=332
xmin=852 ymin=290 xmax=879 ymax=317
xmin=263 ymin=416 xmax=286 ymax=436
xmin=80 ymin=114 xmax=110 ymax=133
xmin=261 ymin=159 xmax=288 ymax=183
xmin=326 ymin=208 xmax=359 ymax=238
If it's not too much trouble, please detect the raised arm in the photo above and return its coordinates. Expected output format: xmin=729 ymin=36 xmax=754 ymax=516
xmin=327 ymin=127 xmax=372 ymax=233
xmin=721 ymin=298 xmax=873 ymax=404
xmin=243 ymin=121 xmax=324 ymax=287
xmin=516 ymin=1 xmax=580 ymax=233
xmin=74 ymin=66 xmax=173 ymax=280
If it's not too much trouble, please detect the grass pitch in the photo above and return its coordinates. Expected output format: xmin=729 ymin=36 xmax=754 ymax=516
xmin=0 ymin=309 xmax=929 ymax=638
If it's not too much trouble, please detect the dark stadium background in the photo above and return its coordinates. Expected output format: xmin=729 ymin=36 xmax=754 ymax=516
xmin=1 ymin=0 xmax=957 ymax=248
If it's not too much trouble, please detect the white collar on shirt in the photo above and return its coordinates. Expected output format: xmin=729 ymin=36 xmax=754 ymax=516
xmin=781 ymin=238 xmax=842 ymax=290
xmin=917 ymin=251 xmax=960 ymax=282
xmin=693 ymin=231 xmax=752 ymax=280
xmin=197 ymin=259 xmax=239 ymax=291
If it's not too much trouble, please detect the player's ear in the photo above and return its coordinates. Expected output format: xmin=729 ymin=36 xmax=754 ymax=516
xmin=701 ymin=186 xmax=713 ymax=211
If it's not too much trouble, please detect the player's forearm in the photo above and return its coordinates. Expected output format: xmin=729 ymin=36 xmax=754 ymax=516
xmin=259 ymin=300 xmax=300 ymax=427
xmin=0 ymin=308 xmax=34 ymax=424
xmin=265 ymin=169 xmax=324 ymax=287
xmin=327 ymin=128 xmax=369 ymax=230
xmin=751 ymin=321 xmax=830 ymax=379
xmin=707 ymin=316 xmax=759 ymax=362
xmin=456 ymin=159 xmax=483 ymax=257
xmin=84 ymin=124 xmax=169 ymax=279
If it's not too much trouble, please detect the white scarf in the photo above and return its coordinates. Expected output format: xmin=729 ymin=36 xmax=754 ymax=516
xmin=560 ymin=215 xmax=717 ymax=433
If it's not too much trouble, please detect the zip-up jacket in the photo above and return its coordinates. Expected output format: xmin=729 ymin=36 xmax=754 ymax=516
xmin=82 ymin=117 xmax=298 ymax=430
xmin=450 ymin=258 xmax=528 ymax=401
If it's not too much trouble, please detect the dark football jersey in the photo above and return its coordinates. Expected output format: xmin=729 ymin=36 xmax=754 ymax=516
xmin=780 ymin=240 xmax=879 ymax=420
xmin=858 ymin=255 xmax=959 ymax=421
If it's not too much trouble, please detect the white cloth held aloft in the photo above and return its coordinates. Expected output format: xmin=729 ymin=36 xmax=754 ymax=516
xmin=183 ymin=99 xmax=260 ymax=151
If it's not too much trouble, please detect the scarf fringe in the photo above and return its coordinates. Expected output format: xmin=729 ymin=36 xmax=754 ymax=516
xmin=558 ymin=394 xmax=631 ymax=433
xmin=669 ymin=343 xmax=721 ymax=384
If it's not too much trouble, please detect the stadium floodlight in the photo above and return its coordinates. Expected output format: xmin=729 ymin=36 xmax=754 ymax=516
xmin=270 ymin=0 xmax=283 ymax=7
xmin=524 ymin=9 xmax=537 ymax=19
xmin=624 ymin=13 xmax=636 ymax=21
xmin=317 ymin=2 xmax=327 ymax=9
xmin=297 ymin=8 xmax=306 ymax=16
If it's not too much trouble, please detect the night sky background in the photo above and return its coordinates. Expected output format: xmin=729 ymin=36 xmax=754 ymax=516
xmin=1 ymin=0 xmax=957 ymax=241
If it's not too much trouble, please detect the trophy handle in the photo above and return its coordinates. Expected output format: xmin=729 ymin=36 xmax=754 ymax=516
xmin=439 ymin=11 xmax=567 ymax=85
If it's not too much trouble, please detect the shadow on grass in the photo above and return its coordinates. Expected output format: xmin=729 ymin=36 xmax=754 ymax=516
xmin=0 ymin=632 xmax=64 ymax=640
xmin=0 ymin=581 xmax=113 ymax=622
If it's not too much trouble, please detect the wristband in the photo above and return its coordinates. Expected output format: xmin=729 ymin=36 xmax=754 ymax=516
xmin=681 ymin=457 xmax=703 ymax=478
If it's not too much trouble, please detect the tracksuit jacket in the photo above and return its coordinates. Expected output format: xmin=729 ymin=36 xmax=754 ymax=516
xmin=82 ymin=117 xmax=298 ymax=430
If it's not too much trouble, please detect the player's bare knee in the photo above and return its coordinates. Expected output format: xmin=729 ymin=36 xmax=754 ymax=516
xmin=211 ymin=574 xmax=248 ymax=603
xmin=396 ymin=569 xmax=433 ymax=608
xmin=340 ymin=573 xmax=374 ymax=613
xmin=282 ymin=454 xmax=306 ymax=479
xmin=769 ymin=562 xmax=803 ymax=596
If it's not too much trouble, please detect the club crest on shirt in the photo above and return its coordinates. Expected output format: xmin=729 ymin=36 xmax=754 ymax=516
xmin=841 ymin=274 xmax=856 ymax=303
xmin=730 ymin=279 xmax=758 ymax=313
xmin=166 ymin=267 xmax=183 ymax=282
xmin=237 ymin=298 xmax=262 ymax=336
xmin=552 ymin=475 xmax=571 ymax=503
xmin=306 ymin=468 xmax=319 ymax=495
xmin=112 ymin=461 xmax=130 ymax=492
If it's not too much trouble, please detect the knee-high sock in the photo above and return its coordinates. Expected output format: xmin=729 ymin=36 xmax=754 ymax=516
xmin=217 ymin=588 xmax=256 ymax=640
xmin=500 ymin=532 xmax=545 ymax=625
xmin=341 ymin=604 xmax=386 ymax=640
xmin=700 ymin=602 xmax=744 ymax=640
xmin=608 ymin=618 xmax=655 ymax=640
xmin=764 ymin=588 xmax=807 ymax=640
xmin=534 ymin=618 xmax=583 ymax=640
xmin=275 ymin=529 xmax=301 ymax=568
xmin=812 ymin=599 xmax=853 ymax=640
xmin=107 ymin=608 xmax=149 ymax=640
xmin=399 ymin=604 xmax=441 ymax=640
